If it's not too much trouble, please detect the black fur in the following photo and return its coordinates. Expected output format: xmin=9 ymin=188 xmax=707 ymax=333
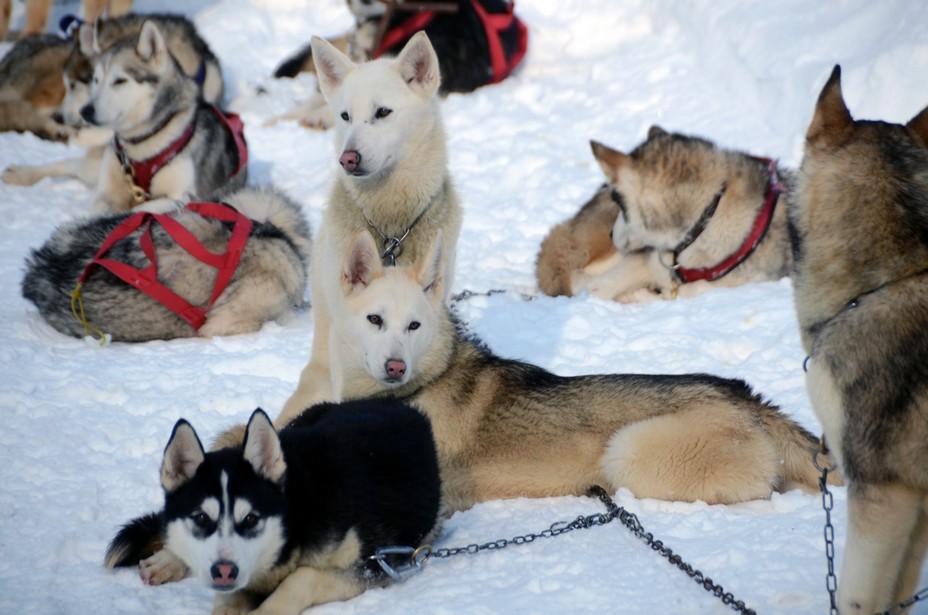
xmin=106 ymin=398 xmax=441 ymax=584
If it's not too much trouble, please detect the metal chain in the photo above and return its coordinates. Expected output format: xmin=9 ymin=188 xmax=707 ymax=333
xmin=374 ymin=486 xmax=754 ymax=614
xmin=815 ymin=449 xmax=928 ymax=615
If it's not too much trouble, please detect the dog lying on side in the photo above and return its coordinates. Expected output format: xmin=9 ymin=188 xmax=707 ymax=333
xmin=279 ymin=31 xmax=463 ymax=422
xmin=790 ymin=65 xmax=928 ymax=615
xmin=2 ymin=12 xmax=224 ymax=188
xmin=22 ymin=186 xmax=310 ymax=342
xmin=537 ymin=127 xmax=794 ymax=301
xmin=0 ymin=0 xmax=131 ymax=41
xmin=105 ymin=399 xmax=442 ymax=614
xmin=79 ymin=20 xmax=244 ymax=212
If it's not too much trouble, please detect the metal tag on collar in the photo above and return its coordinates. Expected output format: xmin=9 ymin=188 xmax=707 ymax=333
xmin=369 ymin=545 xmax=431 ymax=581
xmin=380 ymin=236 xmax=404 ymax=266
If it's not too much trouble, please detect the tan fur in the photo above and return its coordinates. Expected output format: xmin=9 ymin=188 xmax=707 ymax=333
xmin=273 ymin=231 xmax=844 ymax=514
xmin=550 ymin=128 xmax=793 ymax=301
xmin=0 ymin=33 xmax=71 ymax=140
xmin=535 ymin=184 xmax=622 ymax=297
xmin=791 ymin=65 xmax=928 ymax=614
xmin=0 ymin=0 xmax=132 ymax=40
xmin=280 ymin=32 xmax=463 ymax=425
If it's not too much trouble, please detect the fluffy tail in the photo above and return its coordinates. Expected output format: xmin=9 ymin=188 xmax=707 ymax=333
xmin=104 ymin=511 xmax=164 ymax=569
xmin=758 ymin=406 xmax=844 ymax=492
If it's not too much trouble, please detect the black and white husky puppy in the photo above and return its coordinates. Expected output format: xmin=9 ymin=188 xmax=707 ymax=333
xmin=105 ymin=399 xmax=442 ymax=614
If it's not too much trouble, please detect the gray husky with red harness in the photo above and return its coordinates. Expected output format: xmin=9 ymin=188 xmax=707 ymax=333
xmin=81 ymin=20 xmax=247 ymax=213
xmin=21 ymin=186 xmax=311 ymax=342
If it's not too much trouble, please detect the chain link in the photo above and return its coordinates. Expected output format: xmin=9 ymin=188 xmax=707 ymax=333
xmin=815 ymin=449 xmax=928 ymax=615
xmin=428 ymin=486 xmax=754 ymax=614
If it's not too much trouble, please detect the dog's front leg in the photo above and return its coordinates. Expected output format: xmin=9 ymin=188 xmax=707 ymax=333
xmin=839 ymin=481 xmax=925 ymax=614
xmin=251 ymin=567 xmax=364 ymax=615
xmin=583 ymin=251 xmax=655 ymax=300
xmin=90 ymin=147 xmax=133 ymax=213
xmin=211 ymin=588 xmax=260 ymax=615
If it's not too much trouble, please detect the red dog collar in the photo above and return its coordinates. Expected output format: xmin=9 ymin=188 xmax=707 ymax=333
xmin=674 ymin=157 xmax=785 ymax=284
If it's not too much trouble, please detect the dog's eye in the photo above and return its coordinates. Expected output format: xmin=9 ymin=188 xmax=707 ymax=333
xmin=367 ymin=314 xmax=383 ymax=327
xmin=408 ymin=321 xmax=420 ymax=331
xmin=191 ymin=511 xmax=212 ymax=529
xmin=113 ymin=77 xmax=127 ymax=86
xmin=340 ymin=111 xmax=350 ymax=122
xmin=239 ymin=513 xmax=260 ymax=531
xmin=375 ymin=107 xmax=392 ymax=119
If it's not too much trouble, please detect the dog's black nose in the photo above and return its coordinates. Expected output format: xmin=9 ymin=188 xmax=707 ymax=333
xmin=52 ymin=111 xmax=64 ymax=125
xmin=340 ymin=149 xmax=361 ymax=172
xmin=210 ymin=560 xmax=239 ymax=588
xmin=79 ymin=104 xmax=95 ymax=125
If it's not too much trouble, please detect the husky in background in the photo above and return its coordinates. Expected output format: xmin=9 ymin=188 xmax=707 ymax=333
xmin=80 ymin=20 xmax=244 ymax=212
xmin=790 ymin=65 xmax=928 ymax=615
xmin=0 ymin=33 xmax=73 ymax=139
xmin=22 ymin=186 xmax=310 ymax=342
xmin=279 ymin=32 xmax=463 ymax=423
xmin=2 ymin=13 xmax=223 ymax=188
xmin=540 ymin=127 xmax=794 ymax=301
xmin=105 ymin=400 xmax=442 ymax=614
xmin=0 ymin=0 xmax=131 ymax=41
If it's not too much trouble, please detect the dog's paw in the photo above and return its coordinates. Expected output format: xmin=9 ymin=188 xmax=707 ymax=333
xmin=139 ymin=549 xmax=189 ymax=585
xmin=1 ymin=165 xmax=41 ymax=186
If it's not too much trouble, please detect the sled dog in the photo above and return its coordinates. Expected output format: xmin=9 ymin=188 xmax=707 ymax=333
xmin=548 ymin=127 xmax=794 ymax=301
xmin=0 ymin=33 xmax=72 ymax=140
xmin=790 ymin=65 xmax=928 ymax=615
xmin=104 ymin=400 xmax=441 ymax=614
xmin=2 ymin=13 xmax=223 ymax=188
xmin=280 ymin=31 xmax=463 ymax=421
xmin=269 ymin=0 xmax=526 ymax=130
xmin=79 ymin=20 xmax=244 ymax=212
xmin=0 ymin=0 xmax=131 ymax=41
xmin=283 ymin=230 xmax=841 ymax=512
xmin=22 ymin=186 xmax=311 ymax=342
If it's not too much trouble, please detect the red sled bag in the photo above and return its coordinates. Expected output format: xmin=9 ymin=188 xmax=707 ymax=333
xmin=375 ymin=0 xmax=528 ymax=93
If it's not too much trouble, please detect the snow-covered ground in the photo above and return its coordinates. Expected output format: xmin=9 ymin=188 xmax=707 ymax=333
xmin=1 ymin=1 xmax=927 ymax=613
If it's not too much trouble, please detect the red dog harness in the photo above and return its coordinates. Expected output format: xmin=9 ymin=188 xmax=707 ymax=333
xmin=673 ymin=157 xmax=785 ymax=284
xmin=114 ymin=105 xmax=248 ymax=203
xmin=72 ymin=202 xmax=253 ymax=335
xmin=374 ymin=0 xmax=527 ymax=85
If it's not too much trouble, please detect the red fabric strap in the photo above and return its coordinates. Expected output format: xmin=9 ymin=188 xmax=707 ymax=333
xmin=375 ymin=11 xmax=436 ymax=58
xmin=76 ymin=202 xmax=253 ymax=331
xmin=115 ymin=106 xmax=247 ymax=197
xmin=675 ymin=158 xmax=785 ymax=284
xmin=468 ymin=0 xmax=527 ymax=83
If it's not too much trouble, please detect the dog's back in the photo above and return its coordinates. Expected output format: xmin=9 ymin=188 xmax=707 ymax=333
xmin=792 ymin=65 xmax=928 ymax=614
xmin=0 ymin=33 xmax=72 ymax=139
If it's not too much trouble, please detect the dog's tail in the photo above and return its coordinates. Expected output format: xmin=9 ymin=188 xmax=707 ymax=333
xmin=758 ymin=406 xmax=845 ymax=492
xmin=225 ymin=186 xmax=313 ymax=264
xmin=103 ymin=511 xmax=164 ymax=569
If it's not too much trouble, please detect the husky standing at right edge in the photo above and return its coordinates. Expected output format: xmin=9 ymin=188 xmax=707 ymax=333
xmin=791 ymin=65 xmax=928 ymax=614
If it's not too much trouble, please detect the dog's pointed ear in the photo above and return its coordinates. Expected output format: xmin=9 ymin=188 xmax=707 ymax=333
xmin=243 ymin=409 xmax=286 ymax=484
xmin=417 ymin=230 xmax=445 ymax=297
xmin=312 ymin=35 xmax=355 ymax=101
xmin=590 ymin=140 xmax=628 ymax=184
xmin=161 ymin=419 xmax=205 ymax=493
xmin=136 ymin=21 xmax=168 ymax=69
xmin=807 ymin=65 xmax=853 ymax=148
xmin=78 ymin=21 xmax=101 ymax=57
xmin=906 ymin=105 xmax=928 ymax=148
xmin=342 ymin=230 xmax=383 ymax=294
xmin=394 ymin=31 xmax=441 ymax=98
xmin=647 ymin=125 xmax=668 ymax=139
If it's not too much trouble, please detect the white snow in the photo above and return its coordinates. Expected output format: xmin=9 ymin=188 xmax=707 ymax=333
xmin=1 ymin=0 xmax=927 ymax=613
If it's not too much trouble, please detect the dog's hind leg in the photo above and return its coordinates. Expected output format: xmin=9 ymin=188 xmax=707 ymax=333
xmin=891 ymin=499 xmax=928 ymax=612
xmin=839 ymin=482 xmax=924 ymax=615
xmin=600 ymin=405 xmax=779 ymax=504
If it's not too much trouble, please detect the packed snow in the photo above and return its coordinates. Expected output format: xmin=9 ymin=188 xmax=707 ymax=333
xmin=1 ymin=0 xmax=927 ymax=613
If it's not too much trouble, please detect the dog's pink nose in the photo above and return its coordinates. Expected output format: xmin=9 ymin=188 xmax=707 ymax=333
xmin=210 ymin=560 xmax=239 ymax=587
xmin=385 ymin=359 xmax=406 ymax=380
xmin=340 ymin=150 xmax=361 ymax=171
